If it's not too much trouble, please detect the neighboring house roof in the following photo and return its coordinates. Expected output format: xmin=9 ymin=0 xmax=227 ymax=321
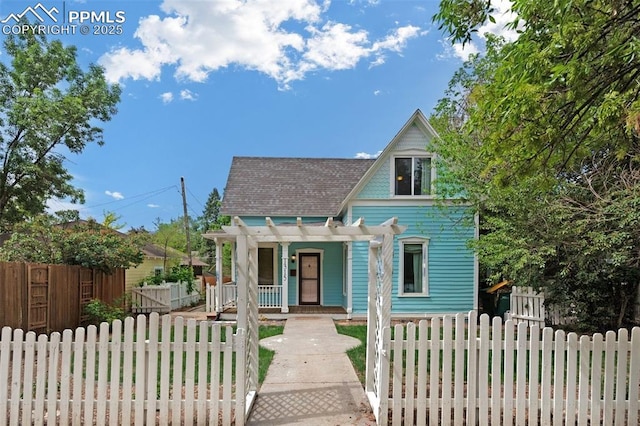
xmin=221 ymin=157 xmax=375 ymax=217
xmin=142 ymin=243 xmax=208 ymax=267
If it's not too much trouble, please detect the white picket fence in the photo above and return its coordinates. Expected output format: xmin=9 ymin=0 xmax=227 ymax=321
xmin=0 ymin=313 xmax=247 ymax=425
xmin=131 ymin=281 xmax=200 ymax=314
xmin=508 ymin=286 xmax=576 ymax=327
xmin=371 ymin=311 xmax=640 ymax=426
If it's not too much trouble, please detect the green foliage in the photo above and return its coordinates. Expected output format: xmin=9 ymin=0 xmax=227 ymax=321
xmin=432 ymin=0 xmax=640 ymax=330
xmin=0 ymin=216 xmax=145 ymax=273
xmin=0 ymin=29 xmax=120 ymax=229
xmin=83 ymin=298 xmax=125 ymax=326
xmin=140 ymin=265 xmax=197 ymax=294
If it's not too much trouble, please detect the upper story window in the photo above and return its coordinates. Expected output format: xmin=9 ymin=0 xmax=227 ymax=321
xmin=394 ymin=157 xmax=432 ymax=196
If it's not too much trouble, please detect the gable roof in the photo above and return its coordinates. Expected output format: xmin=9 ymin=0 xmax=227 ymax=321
xmin=221 ymin=157 xmax=375 ymax=217
xmin=338 ymin=109 xmax=438 ymax=211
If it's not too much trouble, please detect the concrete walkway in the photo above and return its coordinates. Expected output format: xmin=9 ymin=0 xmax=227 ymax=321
xmin=248 ymin=316 xmax=375 ymax=425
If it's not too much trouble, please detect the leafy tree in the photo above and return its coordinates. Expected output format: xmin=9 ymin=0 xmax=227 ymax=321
xmin=197 ymin=187 xmax=230 ymax=266
xmin=152 ymin=217 xmax=187 ymax=271
xmin=101 ymin=210 xmax=126 ymax=230
xmin=0 ymin=30 xmax=120 ymax=229
xmin=0 ymin=216 xmax=145 ymax=273
xmin=432 ymin=0 xmax=640 ymax=330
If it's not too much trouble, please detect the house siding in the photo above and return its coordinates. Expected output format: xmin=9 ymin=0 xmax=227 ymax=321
xmin=287 ymin=242 xmax=344 ymax=306
xmin=125 ymin=258 xmax=165 ymax=294
xmin=350 ymin=204 xmax=475 ymax=314
xmin=356 ymin=124 xmax=432 ymax=200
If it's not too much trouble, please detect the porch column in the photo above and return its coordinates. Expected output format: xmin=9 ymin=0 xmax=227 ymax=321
xmin=280 ymin=243 xmax=290 ymax=313
xmin=346 ymin=242 xmax=353 ymax=320
xmin=231 ymin=242 xmax=237 ymax=282
xmin=215 ymin=238 xmax=223 ymax=313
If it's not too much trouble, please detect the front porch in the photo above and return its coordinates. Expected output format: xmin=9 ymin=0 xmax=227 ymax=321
xmin=204 ymin=282 xmax=349 ymax=319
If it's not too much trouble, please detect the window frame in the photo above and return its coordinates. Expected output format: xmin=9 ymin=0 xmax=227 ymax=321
xmin=391 ymin=151 xmax=435 ymax=197
xmin=398 ymin=236 xmax=430 ymax=297
xmin=257 ymin=243 xmax=278 ymax=286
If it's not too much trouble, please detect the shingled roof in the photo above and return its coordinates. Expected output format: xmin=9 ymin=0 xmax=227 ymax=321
xmin=221 ymin=157 xmax=376 ymax=217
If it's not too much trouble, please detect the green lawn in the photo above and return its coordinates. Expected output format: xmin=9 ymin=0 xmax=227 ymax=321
xmin=335 ymin=324 xmax=367 ymax=384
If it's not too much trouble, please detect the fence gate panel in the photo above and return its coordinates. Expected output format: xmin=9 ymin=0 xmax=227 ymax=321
xmin=78 ymin=268 xmax=95 ymax=324
xmin=27 ymin=265 xmax=49 ymax=333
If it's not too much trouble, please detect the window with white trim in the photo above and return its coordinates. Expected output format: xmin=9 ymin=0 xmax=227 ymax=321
xmin=398 ymin=237 xmax=429 ymax=296
xmin=394 ymin=157 xmax=432 ymax=196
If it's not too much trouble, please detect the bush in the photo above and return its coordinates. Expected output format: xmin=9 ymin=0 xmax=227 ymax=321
xmin=139 ymin=265 xmax=197 ymax=294
xmin=83 ymin=298 xmax=125 ymax=326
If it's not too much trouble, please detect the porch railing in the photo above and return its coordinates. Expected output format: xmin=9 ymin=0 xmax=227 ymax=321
xmin=206 ymin=283 xmax=285 ymax=313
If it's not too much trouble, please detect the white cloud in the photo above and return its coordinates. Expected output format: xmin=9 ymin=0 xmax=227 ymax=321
xmin=147 ymin=203 xmax=160 ymax=208
xmin=355 ymin=150 xmax=382 ymax=159
xmin=160 ymin=92 xmax=173 ymax=103
xmin=448 ymin=0 xmax=519 ymax=61
xmin=105 ymin=190 xmax=125 ymax=200
xmin=100 ymin=0 xmax=422 ymax=89
xmin=373 ymin=89 xmax=381 ymax=96
xmin=180 ymin=89 xmax=197 ymax=101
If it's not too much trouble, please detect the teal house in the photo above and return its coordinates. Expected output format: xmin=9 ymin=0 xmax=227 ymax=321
xmin=205 ymin=110 xmax=478 ymax=318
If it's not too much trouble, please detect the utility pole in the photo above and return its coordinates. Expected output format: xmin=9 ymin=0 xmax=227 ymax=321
xmin=180 ymin=176 xmax=193 ymax=267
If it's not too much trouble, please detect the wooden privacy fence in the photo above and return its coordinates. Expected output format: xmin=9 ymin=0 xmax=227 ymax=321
xmin=130 ymin=282 xmax=200 ymax=314
xmin=0 ymin=262 xmax=125 ymax=333
xmin=370 ymin=311 xmax=640 ymax=426
xmin=0 ymin=313 xmax=248 ymax=425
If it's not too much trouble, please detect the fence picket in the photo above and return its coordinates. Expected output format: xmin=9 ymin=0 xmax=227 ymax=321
xmin=158 ymin=314 xmax=172 ymax=426
xmin=428 ymin=318 xmax=440 ymax=426
xmin=478 ymin=315 xmax=490 ymax=426
xmin=21 ymin=331 xmax=35 ymax=426
xmin=503 ymin=320 xmax=515 ymax=426
xmin=416 ymin=320 xmax=428 ymax=426
xmin=134 ymin=315 xmax=147 ymax=425
xmin=197 ymin=322 xmax=209 ymax=424
xmin=552 ymin=330 xmax=565 ymax=426
xmin=34 ymin=334 xmax=48 ymax=425
xmin=171 ymin=316 xmax=184 ymax=425
xmin=405 ymin=322 xmax=416 ymax=426
xmin=209 ymin=324 xmax=221 ymax=426
xmin=490 ymin=317 xmax=502 ymax=426
xmin=466 ymin=310 xmax=478 ymax=426
xmin=441 ymin=315 xmax=453 ymax=426
xmin=120 ymin=317 xmax=135 ymax=423
xmin=603 ymin=331 xmax=616 ymax=424
xmin=391 ymin=323 xmax=403 ymax=426
xmin=565 ymin=333 xmax=578 ymax=425
xmin=222 ymin=325 xmax=234 ymax=425
xmin=528 ymin=326 xmax=540 ymax=426
xmin=454 ymin=313 xmax=465 ymax=425
xmin=108 ymin=320 xmax=122 ymax=426
xmin=184 ymin=319 xmax=197 ymax=425
xmin=96 ymin=323 xmax=110 ymax=426
xmin=515 ymin=322 xmax=527 ymax=426
xmin=145 ymin=313 xmax=160 ymax=425
xmin=590 ymin=333 xmax=603 ymax=425
xmin=84 ymin=326 xmax=98 ymax=425
xmin=615 ymin=329 xmax=629 ymax=425
xmin=628 ymin=328 xmax=640 ymax=425
xmin=46 ymin=332 xmax=61 ymax=424
xmin=577 ymin=335 xmax=590 ymax=426
xmin=540 ymin=327 xmax=553 ymax=426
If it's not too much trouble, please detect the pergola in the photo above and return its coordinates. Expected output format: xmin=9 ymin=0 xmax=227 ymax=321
xmin=202 ymin=216 xmax=406 ymax=421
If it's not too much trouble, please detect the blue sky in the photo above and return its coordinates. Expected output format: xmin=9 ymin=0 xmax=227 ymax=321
xmin=0 ymin=0 xmax=515 ymax=231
